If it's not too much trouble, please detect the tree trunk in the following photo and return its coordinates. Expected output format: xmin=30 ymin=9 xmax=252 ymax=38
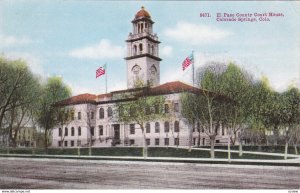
xmin=228 ymin=135 xmax=231 ymax=162
xmin=294 ymin=145 xmax=298 ymax=155
xmin=78 ymin=146 xmax=80 ymax=156
xmin=44 ymin=128 xmax=48 ymax=154
xmin=284 ymin=142 xmax=288 ymax=160
xmin=239 ymin=143 xmax=243 ymax=157
xmin=197 ymin=129 xmax=201 ymax=147
xmin=143 ymin=129 xmax=147 ymax=159
xmin=210 ymin=136 xmax=215 ymax=159
xmin=188 ymin=124 xmax=194 ymax=152
xmin=273 ymin=125 xmax=279 ymax=145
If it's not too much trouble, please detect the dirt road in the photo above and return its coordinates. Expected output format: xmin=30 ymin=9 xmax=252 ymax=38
xmin=0 ymin=157 xmax=299 ymax=189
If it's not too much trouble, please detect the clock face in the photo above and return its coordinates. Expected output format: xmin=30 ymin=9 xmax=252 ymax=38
xmin=132 ymin=65 xmax=141 ymax=75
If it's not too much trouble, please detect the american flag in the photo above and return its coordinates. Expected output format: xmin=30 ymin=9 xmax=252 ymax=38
xmin=182 ymin=54 xmax=194 ymax=71
xmin=96 ymin=65 xmax=106 ymax=78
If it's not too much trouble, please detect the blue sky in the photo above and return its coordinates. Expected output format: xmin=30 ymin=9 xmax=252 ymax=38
xmin=1 ymin=1 xmax=299 ymax=95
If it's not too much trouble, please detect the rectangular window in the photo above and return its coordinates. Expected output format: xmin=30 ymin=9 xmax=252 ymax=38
xmin=58 ymin=141 xmax=62 ymax=147
xmin=155 ymin=138 xmax=159 ymax=146
xmin=193 ymin=138 xmax=196 ymax=145
xmin=146 ymin=124 xmax=150 ymax=133
xmin=91 ymin=112 xmax=94 ymax=120
xmin=71 ymin=128 xmax=74 ymax=136
xmin=130 ymin=124 xmax=135 ymax=135
xmin=99 ymin=125 xmax=103 ymax=136
xmin=78 ymin=112 xmax=81 ymax=120
xmin=164 ymin=138 xmax=169 ymax=146
xmin=64 ymin=128 xmax=68 ymax=136
xmin=216 ymin=140 xmax=220 ymax=144
xmin=64 ymin=141 xmax=68 ymax=147
xmin=146 ymin=138 xmax=150 ymax=146
xmin=174 ymin=138 xmax=179 ymax=146
xmin=71 ymin=140 xmax=74 ymax=147
xmin=71 ymin=112 xmax=75 ymax=120
xmin=91 ymin=127 xmax=94 ymax=136
xmin=78 ymin=127 xmax=81 ymax=136
xmin=59 ymin=128 xmax=62 ymax=137
xmin=130 ymin=139 xmax=135 ymax=145
xmin=174 ymin=103 xmax=179 ymax=112
xmin=77 ymin=140 xmax=81 ymax=146
xmin=164 ymin=104 xmax=169 ymax=114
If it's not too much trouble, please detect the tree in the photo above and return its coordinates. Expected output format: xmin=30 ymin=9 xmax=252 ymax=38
xmin=117 ymin=87 xmax=167 ymax=158
xmin=218 ymin=63 xmax=254 ymax=156
xmin=0 ymin=57 xmax=41 ymax=148
xmin=36 ymin=76 xmax=71 ymax=152
xmin=280 ymin=87 xmax=300 ymax=159
xmin=181 ymin=92 xmax=201 ymax=151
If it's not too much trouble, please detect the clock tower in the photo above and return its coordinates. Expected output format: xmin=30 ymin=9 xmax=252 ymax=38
xmin=125 ymin=6 xmax=162 ymax=89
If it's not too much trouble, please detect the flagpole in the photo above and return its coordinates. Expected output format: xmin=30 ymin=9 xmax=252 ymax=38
xmin=105 ymin=63 xmax=107 ymax=94
xmin=192 ymin=50 xmax=194 ymax=87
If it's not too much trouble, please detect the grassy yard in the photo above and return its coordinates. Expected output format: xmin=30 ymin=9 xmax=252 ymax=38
xmin=205 ymin=145 xmax=300 ymax=154
xmin=0 ymin=146 xmax=296 ymax=160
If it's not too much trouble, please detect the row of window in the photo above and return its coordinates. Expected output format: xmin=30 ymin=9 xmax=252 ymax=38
xmin=70 ymin=103 xmax=179 ymax=121
xmin=59 ymin=127 xmax=81 ymax=137
xmin=129 ymin=121 xmax=180 ymax=134
xmin=59 ymin=121 xmax=181 ymax=138
xmin=192 ymin=123 xmax=226 ymax=136
xmin=129 ymin=138 xmax=179 ymax=146
xmin=58 ymin=140 xmax=81 ymax=147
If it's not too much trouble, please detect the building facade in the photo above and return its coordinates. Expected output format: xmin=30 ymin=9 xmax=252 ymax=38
xmin=52 ymin=7 xmax=231 ymax=148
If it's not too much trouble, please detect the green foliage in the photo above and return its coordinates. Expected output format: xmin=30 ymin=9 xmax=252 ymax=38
xmin=0 ymin=56 xmax=42 ymax=146
xmin=36 ymin=76 xmax=72 ymax=150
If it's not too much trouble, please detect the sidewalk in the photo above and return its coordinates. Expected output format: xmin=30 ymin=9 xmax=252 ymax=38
xmin=1 ymin=152 xmax=299 ymax=166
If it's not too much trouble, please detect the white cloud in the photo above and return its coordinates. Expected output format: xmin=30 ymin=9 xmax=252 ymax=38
xmin=161 ymin=52 xmax=235 ymax=85
xmin=160 ymin=45 xmax=173 ymax=57
xmin=0 ymin=34 xmax=32 ymax=47
xmin=3 ymin=52 xmax=45 ymax=77
xmin=163 ymin=21 xmax=233 ymax=45
xmin=69 ymin=39 xmax=124 ymax=59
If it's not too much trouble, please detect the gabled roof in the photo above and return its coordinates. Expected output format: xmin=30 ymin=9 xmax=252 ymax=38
xmin=150 ymin=81 xmax=200 ymax=95
xmin=54 ymin=81 xmax=206 ymax=106
xmin=54 ymin=93 xmax=97 ymax=106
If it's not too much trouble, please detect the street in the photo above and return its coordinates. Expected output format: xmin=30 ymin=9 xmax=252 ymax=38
xmin=0 ymin=157 xmax=299 ymax=189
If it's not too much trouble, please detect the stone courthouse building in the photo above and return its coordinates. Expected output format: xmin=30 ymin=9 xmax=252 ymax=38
xmin=52 ymin=7 xmax=230 ymax=148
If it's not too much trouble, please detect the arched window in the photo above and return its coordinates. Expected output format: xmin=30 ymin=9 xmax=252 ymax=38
xmin=146 ymin=123 xmax=150 ymax=133
xmin=164 ymin=121 xmax=169 ymax=133
xmin=155 ymin=122 xmax=160 ymax=133
xmin=64 ymin=127 xmax=68 ymax=136
xmin=148 ymin=44 xmax=150 ymax=54
xmin=78 ymin=127 xmax=81 ymax=136
xmin=107 ymin=107 xmax=113 ymax=118
xmin=174 ymin=121 xmax=180 ymax=132
xmin=99 ymin=108 xmax=104 ymax=119
xmin=71 ymin=127 xmax=75 ymax=136
xmin=139 ymin=43 xmax=143 ymax=54
xmin=164 ymin=104 xmax=169 ymax=114
xmin=133 ymin=45 xmax=137 ymax=56
xmin=141 ymin=23 xmax=144 ymax=32
xmin=151 ymin=45 xmax=154 ymax=55
xmin=99 ymin=125 xmax=103 ymax=136
xmin=58 ymin=128 xmax=62 ymax=137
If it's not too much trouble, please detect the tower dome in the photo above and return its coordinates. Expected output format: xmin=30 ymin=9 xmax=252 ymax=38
xmin=135 ymin=6 xmax=151 ymax=19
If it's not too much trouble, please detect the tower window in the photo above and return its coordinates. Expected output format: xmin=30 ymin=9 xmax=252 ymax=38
xmin=139 ymin=43 xmax=143 ymax=54
xmin=133 ymin=45 xmax=137 ymax=56
xmin=148 ymin=44 xmax=150 ymax=54
xmin=151 ymin=45 xmax=154 ymax=55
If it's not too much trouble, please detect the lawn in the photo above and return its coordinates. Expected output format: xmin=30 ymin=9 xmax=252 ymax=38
xmin=0 ymin=146 xmax=296 ymax=160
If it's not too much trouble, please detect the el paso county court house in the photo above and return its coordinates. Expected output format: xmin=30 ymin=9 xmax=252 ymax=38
xmin=52 ymin=7 xmax=232 ymax=148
